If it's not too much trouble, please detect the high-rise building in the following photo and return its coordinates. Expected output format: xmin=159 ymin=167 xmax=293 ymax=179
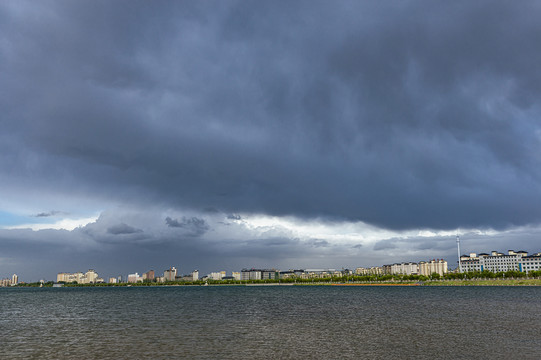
xmin=143 ymin=270 xmax=155 ymax=282
xmin=418 ymin=260 xmax=448 ymax=276
xmin=241 ymin=269 xmax=263 ymax=280
xmin=127 ymin=273 xmax=142 ymax=283
xmin=11 ymin=274 xmax=18 ymax=286
xmin=209 ymin=272 xmax=224 ymax=280
xmin=57 ymin=270 xmax=98 ymax=284
xmin=85 ymin=270 xmax=98 ymax=284
xmin=384 ymin=263 xmax=419 ymax=275
xmin=191 ymin=270 xmax=199 ymax=281
xmin=163 ymin=267 xmax=177 ymax=281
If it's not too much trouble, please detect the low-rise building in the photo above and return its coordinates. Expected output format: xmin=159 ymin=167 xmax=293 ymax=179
xmin=522 ymin=253 xmax=541 ymax=274
xmin=459 ymin=250 xmax=541 ymax=273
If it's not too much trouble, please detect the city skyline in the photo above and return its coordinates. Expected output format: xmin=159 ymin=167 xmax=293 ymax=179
xmin=4 ymin=244 xmax=541 ymax=284
xmin=2 ymin=1 xmax=541 ymax=281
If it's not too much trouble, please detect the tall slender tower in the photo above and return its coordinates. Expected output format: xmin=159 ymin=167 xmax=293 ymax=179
xmin=456 ymin=233 xmax=462 ymax=273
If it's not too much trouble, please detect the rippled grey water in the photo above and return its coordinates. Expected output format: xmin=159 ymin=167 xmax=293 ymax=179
xmin=1 ymin=286 xmax=541 ymax=359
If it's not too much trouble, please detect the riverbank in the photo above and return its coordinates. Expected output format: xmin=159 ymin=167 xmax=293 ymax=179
xmin=423 ymin=278 xmax=541 ymax=286
xmin=19 ymin=278 xmax=541 ymax=288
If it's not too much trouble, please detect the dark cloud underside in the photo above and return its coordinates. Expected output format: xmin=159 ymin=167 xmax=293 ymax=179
xmin=1 ymin=0 xmax=541 ymax=232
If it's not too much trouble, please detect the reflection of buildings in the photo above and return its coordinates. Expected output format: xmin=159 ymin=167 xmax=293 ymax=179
xmin=460 ymin=250 xmax=541 ymax=273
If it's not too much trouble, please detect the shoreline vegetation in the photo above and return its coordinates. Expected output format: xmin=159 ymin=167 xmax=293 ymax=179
xmin=11 ymin=270 xmax=541 ymax=287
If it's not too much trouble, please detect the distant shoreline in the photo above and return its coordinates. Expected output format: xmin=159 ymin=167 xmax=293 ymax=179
xmin=9 ymin=278 xmax=541 ymax=288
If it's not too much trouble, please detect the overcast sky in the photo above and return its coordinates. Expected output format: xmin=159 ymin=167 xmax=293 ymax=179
xmin=1 ymin=1 xmax=541 ymax=281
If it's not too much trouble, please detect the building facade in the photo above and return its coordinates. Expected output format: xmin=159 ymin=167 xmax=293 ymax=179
xmin=384 ymin=263 xmax=419 ymax=275
xmin=127 ymin=273 xmax=142 ymax=283
xmin=163 ymin=267 xmax=177 ymax=282
xmin=459 ymin=250 xmax=541 ymax=273
xmin=418 ymin=260 xmax=448 ymax=276
xmin=241 ymin=269 xmax=263 ymax=280
xmin=57 ymin=270 xmax=99 ymax=284
xmin=143 ymin=270 xmax=155 ymax=282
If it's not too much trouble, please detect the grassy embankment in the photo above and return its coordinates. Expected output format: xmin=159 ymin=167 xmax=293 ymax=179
xmin=424 ymin=278 xmax=541 ymax=286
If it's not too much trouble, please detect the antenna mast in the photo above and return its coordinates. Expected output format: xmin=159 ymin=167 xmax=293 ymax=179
xmin=456 ymin=232 xmax=462 ymax=273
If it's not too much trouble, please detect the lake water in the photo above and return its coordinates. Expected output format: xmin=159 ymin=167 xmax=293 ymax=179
xmin=1 ymin=285 xmax=541 ymax=359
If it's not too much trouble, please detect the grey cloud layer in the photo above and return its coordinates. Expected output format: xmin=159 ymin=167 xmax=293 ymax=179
xmin=2 ymin=1 xmax=541 ymax=231
xmin=3 ymin=210 xmax=540 ymax=281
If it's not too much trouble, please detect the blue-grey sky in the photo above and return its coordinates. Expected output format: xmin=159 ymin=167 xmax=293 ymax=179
xmin=1 ymin=0 xmax=541 ymax=281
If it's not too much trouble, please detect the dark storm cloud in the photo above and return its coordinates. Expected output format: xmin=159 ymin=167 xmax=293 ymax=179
xmin=165 ymin=216 xmax=209 ymax=237
xmin=35 ymin=211 xmax=63 ymax=218
xmin=307 ymin=239 xmax=330 ymax=248
xmin=1 ymin=0 xmax=541 ymax=233
xmin=107 ymin=223 xmax=143 ymax=235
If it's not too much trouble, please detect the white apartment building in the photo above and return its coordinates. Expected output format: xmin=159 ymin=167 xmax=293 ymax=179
xmin=522 ymin=253 xmax=541 ymax=273
xmin=261 ymin=270 xmax=278 ymax=280
xmin=163 ymin=267 xmax=177 ymax=281
xmin=85 ymin=270 xmax=98 ymax=284
xmin=57 ymin=270 xmax=99 ymax=284
xmin=241 ymin=269 xmax=262 ymax=280
xmin=209 ymin=272 xmax=224 ymax=280
xmin=459 ymin=250 xmax=541 ymax=273
xmin=127 ymin=273 xmax=143 ymax=283
xmin=355 ymin=267 xmax=383 ymax=275
xmin=385 ymin=262 xmax=419 ymax=275
xmin=418 ymin=260 xmax=448 ymax=277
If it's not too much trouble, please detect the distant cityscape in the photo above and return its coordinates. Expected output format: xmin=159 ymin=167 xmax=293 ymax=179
xmin=2 ymin=248 xmax=541 ymax=286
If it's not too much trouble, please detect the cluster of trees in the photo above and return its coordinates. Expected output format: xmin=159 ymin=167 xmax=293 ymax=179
xmin=444 ymin=269 xmax=541 ymax=279
xmin=16 ymin=281 xmax=54 ymax=287
xmin=49 ymin=269 xmax=541 ymax=287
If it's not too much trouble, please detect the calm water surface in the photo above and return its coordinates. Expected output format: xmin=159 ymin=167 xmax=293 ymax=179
xmin=1 ymin=286 xmax=541 ymax=359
